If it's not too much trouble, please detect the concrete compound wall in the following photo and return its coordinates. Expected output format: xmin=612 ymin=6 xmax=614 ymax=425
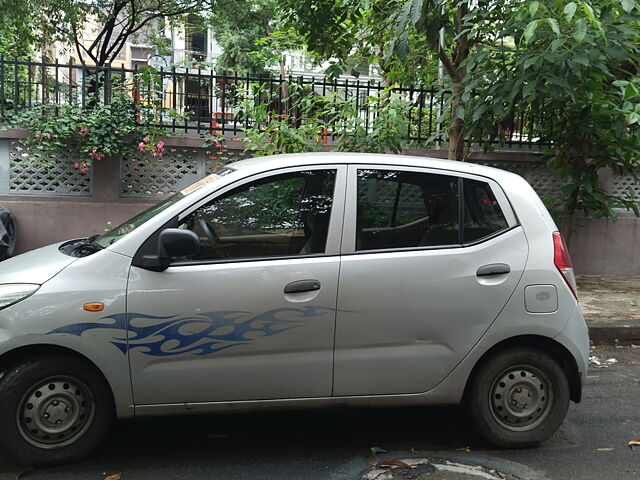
xmin=0 ymin=129 xmax=638 ymax=275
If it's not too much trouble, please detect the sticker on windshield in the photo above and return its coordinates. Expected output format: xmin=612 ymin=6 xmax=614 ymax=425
xmin=180 ymin=174 xmax=220 ymax=195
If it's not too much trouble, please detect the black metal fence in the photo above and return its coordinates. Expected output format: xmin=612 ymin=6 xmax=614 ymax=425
xmin=0 ymin=57 xmax=543 ymax=148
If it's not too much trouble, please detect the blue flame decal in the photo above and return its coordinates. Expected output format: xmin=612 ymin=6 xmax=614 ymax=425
xmin=48 ymin=306 xmax=336 ymax=356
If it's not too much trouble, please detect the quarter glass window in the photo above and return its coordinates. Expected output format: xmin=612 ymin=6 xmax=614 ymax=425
xmin=180 ymin=170 xmax=336 ymax=261
xmin=463 ymin=179 xmax=508 ymax=243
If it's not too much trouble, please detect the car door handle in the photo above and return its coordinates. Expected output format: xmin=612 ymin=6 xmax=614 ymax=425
xmin=284 ymin=279 xmax=321 ymax=294
xmin=476 ymin=263 xmax=511 ymax=276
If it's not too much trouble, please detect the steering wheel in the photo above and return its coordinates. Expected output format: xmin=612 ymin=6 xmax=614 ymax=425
xmin=198 ymin=219 xmax=230 ymax=258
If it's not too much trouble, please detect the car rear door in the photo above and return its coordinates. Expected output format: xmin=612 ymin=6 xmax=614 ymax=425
xmin=333 ymin=165 xmax=528 ymax=396
xmin=127 ymin=165 xmax=346 ymax=405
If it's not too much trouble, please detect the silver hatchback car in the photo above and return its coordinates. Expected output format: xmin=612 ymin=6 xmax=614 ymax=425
xmin=0 ymin=153 xmax=588 ymax=465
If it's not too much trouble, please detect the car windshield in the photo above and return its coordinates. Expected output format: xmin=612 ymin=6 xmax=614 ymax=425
xmin=95 ymin=168 xmax=233 ymax=248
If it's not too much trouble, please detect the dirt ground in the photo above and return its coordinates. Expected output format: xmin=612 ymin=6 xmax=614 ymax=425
xmin=577 ymin=275 xmax=640 ymax=321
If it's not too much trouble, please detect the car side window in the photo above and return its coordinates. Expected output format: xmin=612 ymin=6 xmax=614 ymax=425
xmin=179 ymin=169 xmax=336 ymax=261
xmin=463 ymin=178 xmax=509 ymax=243
xmin=356 ymin=169 xmax=459 ymax=250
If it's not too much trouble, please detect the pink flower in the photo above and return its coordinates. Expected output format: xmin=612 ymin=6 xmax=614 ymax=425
xmin=91 ymin=148 xmax=97 ymax=153
xmin=80 ymin=167 xmax=90 ymax=173
xmin=138 ymin=142 xmax=145 ymax=152
xmin=114 ymin=130 xmax=120 ymax=135
xmin=157 ymin=141 xmax=164 ymax=149
xmin=131 ymin=158 xmax=138 ymax=162
xmin=143 ymin=137 xmax=150 ymax=143
xmin=35 ymin=133 xmax=41 ymax=139
xmin=74 ymin=162 xmax=79 ymax=168
xmin=215 ymin=140 xmax=222 ymax=148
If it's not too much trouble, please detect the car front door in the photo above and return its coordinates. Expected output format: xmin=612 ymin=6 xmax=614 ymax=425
xmin=333 ymin=165 xmax=528 ymax=396
xmin=127 ymin=166 xmax=346 ymax=405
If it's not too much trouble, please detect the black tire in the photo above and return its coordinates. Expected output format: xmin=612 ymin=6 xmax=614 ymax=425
xmin=467 ymin=347 xmax=570 ymax=448
xmin=0 ymin=355 xmax=114 ymax=466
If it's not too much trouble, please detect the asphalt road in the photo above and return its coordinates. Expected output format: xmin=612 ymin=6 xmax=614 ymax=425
xmin=0 ymin=345 xmax=638 ymax=480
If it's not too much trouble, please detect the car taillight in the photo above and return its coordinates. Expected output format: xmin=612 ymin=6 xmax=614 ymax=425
xmin=553 ymin=231 xmax=578 ymax=299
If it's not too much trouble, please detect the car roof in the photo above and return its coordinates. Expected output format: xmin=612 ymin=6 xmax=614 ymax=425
xmin=225 ymin=152 xmax=522 ymax=183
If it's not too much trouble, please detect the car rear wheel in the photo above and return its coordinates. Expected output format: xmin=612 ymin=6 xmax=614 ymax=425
xmin=0 ymin=355 xmax=114 ymax=466
xmin=467 ymin=347 xmax=570 ymax=448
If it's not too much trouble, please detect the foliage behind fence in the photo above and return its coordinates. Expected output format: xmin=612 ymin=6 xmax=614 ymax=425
xmin=0 ymin=57 xmax=546 ymax=149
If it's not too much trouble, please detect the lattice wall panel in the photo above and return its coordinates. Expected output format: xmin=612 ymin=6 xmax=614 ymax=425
xmin=8 ymin=142 xmax=91 ymax=195
xmin=475 ymin=160 xmax=564 ymax=199
xmin=121 ymin=148 xmax=200 ymax=197
xmin=204 ymin=148 xmax=250 ymax=173
xmin=612 ymin=175 xmax=640 ymax=201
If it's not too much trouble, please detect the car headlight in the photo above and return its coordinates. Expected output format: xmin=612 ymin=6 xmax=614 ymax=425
xmin=0 ymin=284 xmax=40 ymax=310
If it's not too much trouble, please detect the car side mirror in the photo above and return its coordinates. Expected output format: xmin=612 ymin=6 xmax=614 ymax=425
xmin=142 ymin=228 xmax=200 ymax=271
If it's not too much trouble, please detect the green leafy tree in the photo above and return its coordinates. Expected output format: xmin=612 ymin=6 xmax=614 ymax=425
xmin=0 ymin=0 xmax=40 ymax=58
xmin=207 ymin=0 xmax=303 ymax=78
xmin=283 ymin=0 xmax=440 ymax=85
xmin=462 ymin=0 xmax=640 ymax=237
xmin=285 ymin=0 xmax=491 ymax=157
xmin=391 ymin=0 xmax=526 ymax=160
xmin=36 ymin=0 xmax=203 ymax=68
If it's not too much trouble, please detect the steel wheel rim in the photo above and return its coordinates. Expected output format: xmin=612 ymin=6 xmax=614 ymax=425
xmin=489 ymin=365 xmax=553 ymax=432
xmin=17 ymin=375 xmax=95 ymax=449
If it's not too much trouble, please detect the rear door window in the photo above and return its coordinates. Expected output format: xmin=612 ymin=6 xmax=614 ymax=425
xmin=355 ymin=169 xmax=511 ymax=251
xmin=356 ymin=169 xmax=459 ymax=250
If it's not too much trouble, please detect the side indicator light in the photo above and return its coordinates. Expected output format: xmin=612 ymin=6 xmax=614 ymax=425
xmin=83 ymin=302 xmax=104 ymax=312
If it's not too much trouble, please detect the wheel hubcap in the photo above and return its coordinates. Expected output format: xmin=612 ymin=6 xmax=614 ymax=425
xmin=490 ymin=366 xmax=553 ymax=431
xmin=17 ymin=376 xmax=95 ymax=449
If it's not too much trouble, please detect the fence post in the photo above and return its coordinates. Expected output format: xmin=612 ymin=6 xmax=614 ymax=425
xmin=0 ymin=56 xmax=4 ymax=119
xmin=54 ymin=58 xmax=60 ymax=116
xmin=27 ymin=58 xmax=32 ymax=108
xmin=40 ymin=57 xmax=46 ymax=105
xmin=172 ymin=65 xmax=177 ymax=134
xmin=13 ymin=57 xmax=19 ymax=113
xmin=105 ymin=63 xmax=112 ymax=104
xmin=221 ymin=70 xmax=226 ymax=136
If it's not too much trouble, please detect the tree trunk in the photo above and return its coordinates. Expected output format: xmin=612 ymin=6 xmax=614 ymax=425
xmin=444 ymin=3 xmax=469 ymax=161
xmin=448 ymin=85 xmax=465 ymax=161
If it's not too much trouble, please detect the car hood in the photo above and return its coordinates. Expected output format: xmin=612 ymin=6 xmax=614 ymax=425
xmin=0 ymin=242 xmax=78 ymax=285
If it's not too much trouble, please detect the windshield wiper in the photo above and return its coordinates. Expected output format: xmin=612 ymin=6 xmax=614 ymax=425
xmin=72 ymin=234 xmax=104 ymax=257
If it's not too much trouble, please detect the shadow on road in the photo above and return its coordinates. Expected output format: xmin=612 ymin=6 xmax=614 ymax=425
xmin=0 ymin=406 xmax=488 ymax=479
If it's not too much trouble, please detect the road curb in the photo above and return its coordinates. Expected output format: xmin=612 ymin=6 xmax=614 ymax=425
xmin=588 ymin=324 xmax=640 ymax=344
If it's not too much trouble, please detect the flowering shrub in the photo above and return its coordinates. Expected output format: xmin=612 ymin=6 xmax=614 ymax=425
xmin=137 ymin=137 xmax=166 ymax=157
xmin=1 ymin=76 xmax=185 ymax=173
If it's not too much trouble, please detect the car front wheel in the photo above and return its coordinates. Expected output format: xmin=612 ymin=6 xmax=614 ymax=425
xmin=0 ymin=355 xmax=114 ymax=466
xmin=467 ymin=347 xmax=570 ymax=448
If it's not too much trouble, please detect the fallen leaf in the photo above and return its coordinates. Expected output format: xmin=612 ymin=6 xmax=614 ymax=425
xmin=456 ymin=446 xmax=472 ymax=452
xmin=628 ymin=439 xmax=640 ymax=450
xmin=370 ymin=446 xmax=388 ymax=455
xmin=104 ymin=474 xmax=121 ymax=480
xmin=375 ymin=459 xmax=416 ymax=469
